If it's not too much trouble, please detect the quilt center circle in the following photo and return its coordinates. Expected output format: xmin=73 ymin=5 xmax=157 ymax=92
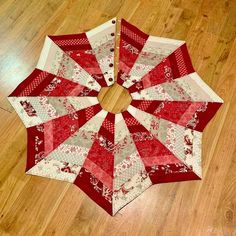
xmin=97 ymin=82 xmax=132 ymax=114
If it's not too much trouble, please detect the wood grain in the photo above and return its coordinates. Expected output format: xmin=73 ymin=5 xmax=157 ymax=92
xmin=0 ymin=0 xmax=236 ymax=235
xmin=98 ymin=83 xmax=132 ymax=113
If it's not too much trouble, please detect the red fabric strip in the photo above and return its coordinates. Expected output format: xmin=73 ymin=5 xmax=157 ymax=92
xmin=146 ymin=164 xmax=201 ymax=184
xmin=98 ymin=112 xmax=115 ymax=143
xmin=84 ymin=139 xmax=114 ymax=185
xmin=193 ymin=102 xmax=222 ymax=131
xmin=26 ymin=125 xmax=44 ymax=171
xmin=9 ymin=69 xmax=47 ymax=97
xmin=74 ymin=167 xmax=113 ymax=215
xmin=49 ymin=33 xmax=89 ymax=41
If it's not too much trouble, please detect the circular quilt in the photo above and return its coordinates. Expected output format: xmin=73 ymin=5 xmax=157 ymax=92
xmin=8 ymin=18 xmax=223 ymax=215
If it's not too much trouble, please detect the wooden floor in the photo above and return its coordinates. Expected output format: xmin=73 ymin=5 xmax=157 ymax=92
xmin=0 ymin=0 xmax=236 ymax=235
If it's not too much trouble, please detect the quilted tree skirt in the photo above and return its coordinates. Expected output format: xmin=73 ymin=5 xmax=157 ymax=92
xmin=8 ymin=18 xmax=223 ymax=216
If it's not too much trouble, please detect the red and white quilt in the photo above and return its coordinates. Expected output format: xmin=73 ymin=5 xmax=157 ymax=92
xmin=8 ymin=18 xmax=223 ymax=215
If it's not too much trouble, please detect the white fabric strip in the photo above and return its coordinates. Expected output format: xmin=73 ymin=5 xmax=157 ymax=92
xmin=87 ymin=18 xmax=116 ymax=86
